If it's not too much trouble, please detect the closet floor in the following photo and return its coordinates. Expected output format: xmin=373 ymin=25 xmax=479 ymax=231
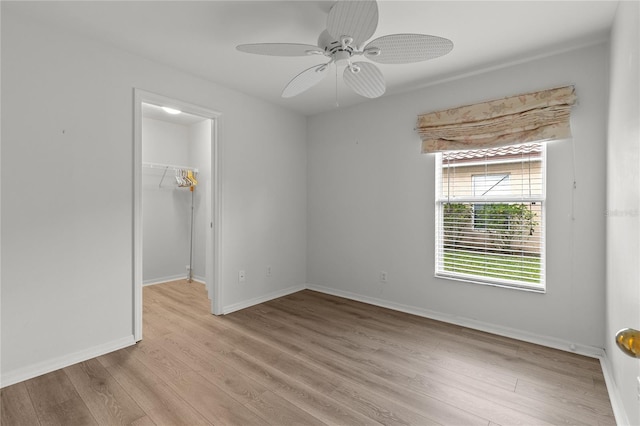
xmin=2 ymin=280 xmax=616 ymax=425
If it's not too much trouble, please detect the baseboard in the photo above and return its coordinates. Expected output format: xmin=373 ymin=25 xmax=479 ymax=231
xmin=0 ymin=335 xmax=135 ymax=389
xmin=222 ymin=284 xmax=307 ymax=314
xmin=306 ymin=284 xmax=605 ymax=359
xmin=599 ymin=351 xmax=630 ymax=426
xmin=143 ymin=274 xmax=188 ymax=286
xmin=144 ymin=276 xmax=206 ymax=286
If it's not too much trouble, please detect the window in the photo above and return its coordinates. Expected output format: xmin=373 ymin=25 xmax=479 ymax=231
xmin=435 ymin=142 xmax=545 ymax=291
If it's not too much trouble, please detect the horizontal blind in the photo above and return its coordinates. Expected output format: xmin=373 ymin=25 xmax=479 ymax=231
xmin=435 ymin=142 xmax=545 ymax=290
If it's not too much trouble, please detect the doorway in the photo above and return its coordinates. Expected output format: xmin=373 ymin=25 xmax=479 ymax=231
xmin=133 ymin=89 xmax=222 ymax=341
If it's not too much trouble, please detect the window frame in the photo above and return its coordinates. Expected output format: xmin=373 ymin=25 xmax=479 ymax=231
xmin=434 ymin=143 xmax=547 ymax=293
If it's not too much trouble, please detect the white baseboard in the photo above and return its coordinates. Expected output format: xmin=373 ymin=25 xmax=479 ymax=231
xmin=0 ymin=335 xmax=135 ymax=389
xmin=599 ymin=352 xmax=630 ymax=426
xmin=306 ymin=283 xmax=605 ymax=359
xmin=144 ymin=276 xmax=206 ymax=286
xmin=222 ymin=284 xmax=306 ymax=314
xmin=143 ymin=274 xmax=188 ymax=286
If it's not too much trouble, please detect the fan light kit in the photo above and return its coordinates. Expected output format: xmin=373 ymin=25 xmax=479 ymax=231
xmin=237 ymin=0 xmax=453 ymax=101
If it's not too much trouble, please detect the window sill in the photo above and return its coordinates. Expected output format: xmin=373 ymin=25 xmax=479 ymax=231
xmin=435 ymin=272 xmax=546 ymax=293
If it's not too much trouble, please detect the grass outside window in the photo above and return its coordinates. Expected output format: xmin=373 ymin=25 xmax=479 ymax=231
xmin=443 ymin=250 xmax=541 ymax=283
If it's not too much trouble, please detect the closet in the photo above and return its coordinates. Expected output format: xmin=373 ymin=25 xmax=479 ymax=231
xmin=141 ymin=103 xmax=212 ymax=292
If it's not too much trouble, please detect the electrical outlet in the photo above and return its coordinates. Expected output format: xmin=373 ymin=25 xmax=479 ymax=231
xmin=266 ymin=266 xmax=272 ymax=277
xmin=239 ymin=270 xmax=246 ymax=283
xmin=380 ymin=271 xmax=388 ymax=283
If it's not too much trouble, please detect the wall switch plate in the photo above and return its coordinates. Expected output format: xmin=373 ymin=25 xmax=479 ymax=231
xmin=239 ymin=270 xmax=246 ymax=283
xmin=380 ymin=271 xmax=388 ymax=283
xmin=266 ymin=266 xmax=272 ymax=277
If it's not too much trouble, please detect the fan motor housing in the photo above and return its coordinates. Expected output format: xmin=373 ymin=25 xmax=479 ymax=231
xmin=318 ymin=30 xmax=354 ymax=63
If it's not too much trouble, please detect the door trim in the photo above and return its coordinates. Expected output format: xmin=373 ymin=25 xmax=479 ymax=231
xmin=133 ymin=89 xmax=223 ymax=341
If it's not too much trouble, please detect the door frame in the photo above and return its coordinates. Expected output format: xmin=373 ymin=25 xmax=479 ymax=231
xmin=133 ymin=89 xmax=223 ymax=341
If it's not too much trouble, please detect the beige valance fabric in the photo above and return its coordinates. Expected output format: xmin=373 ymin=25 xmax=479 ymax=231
xmin=417 ymin=85 xmax=577 ymax=153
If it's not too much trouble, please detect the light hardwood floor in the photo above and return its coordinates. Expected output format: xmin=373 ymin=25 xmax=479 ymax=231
xmin=2 ymin=280 xmax=615 ymax=425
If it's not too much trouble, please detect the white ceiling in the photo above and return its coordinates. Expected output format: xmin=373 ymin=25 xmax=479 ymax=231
xmin=5 ymin=1 xmax=618 ymax=116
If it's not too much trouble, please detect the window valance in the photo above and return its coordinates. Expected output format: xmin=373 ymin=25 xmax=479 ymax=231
xmin=417 ymin=85 xmax=577 ymax=153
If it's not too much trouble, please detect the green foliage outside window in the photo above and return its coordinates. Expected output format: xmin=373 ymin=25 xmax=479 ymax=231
xmin=443 ymin=202 xmax=538 ymax=253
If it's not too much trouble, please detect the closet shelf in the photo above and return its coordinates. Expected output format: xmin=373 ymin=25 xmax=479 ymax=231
xmin=143 ymin=162 xmax=199 ymax=188
xmin=143 ymin=162 xmax=199 ymax=173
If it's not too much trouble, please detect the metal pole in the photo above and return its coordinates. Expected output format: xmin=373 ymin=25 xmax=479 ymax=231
xmin=188 ymin=187 xmax=194 ymax=282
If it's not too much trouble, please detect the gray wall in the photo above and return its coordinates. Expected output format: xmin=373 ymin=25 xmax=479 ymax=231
xmin=307 ymin=42 xmax=608 ymax=352
xmin=189 ymin=119 xmax=212 ymax=283
xmin=1 ymin=9 xmax=307 ymax=382
xmin=606 ymin=1 xmax=640 ymax=424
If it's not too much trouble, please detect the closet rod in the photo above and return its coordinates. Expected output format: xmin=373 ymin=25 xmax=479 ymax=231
xmin=143 ymin=161 xmax=199 ymax=173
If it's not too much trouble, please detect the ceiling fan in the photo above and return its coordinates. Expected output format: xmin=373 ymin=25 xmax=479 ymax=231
xmin=236 ymin=0 xmax=453 ymax=100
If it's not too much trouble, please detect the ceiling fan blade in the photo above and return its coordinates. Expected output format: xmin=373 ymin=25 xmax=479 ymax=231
xmin=364 ymin=34 xmax=454 ymax=64
xmin=343 ymin=61 xmax=385 ymax=98
xmin=327 ymin=0 xmax=378 ymax=47
xmin=282 ymin=63 xmax=329 ymax=98
xmin=237 ymin=43 xmax=324 ymax=57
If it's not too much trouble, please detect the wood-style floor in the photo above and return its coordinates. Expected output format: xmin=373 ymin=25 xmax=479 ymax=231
xmin=2 ymin=280 xmax=615 ymax=425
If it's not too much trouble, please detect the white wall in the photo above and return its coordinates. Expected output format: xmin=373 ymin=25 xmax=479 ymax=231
xmin=189 ymin=119 xmax=212 ymax=283
xmin=307 ymin=43 xmax=609 ymax=352
xmin=606 ymin=1 xmax=640 ymax=424
xmin=0 ymin=9 xmax=307 ymax=384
